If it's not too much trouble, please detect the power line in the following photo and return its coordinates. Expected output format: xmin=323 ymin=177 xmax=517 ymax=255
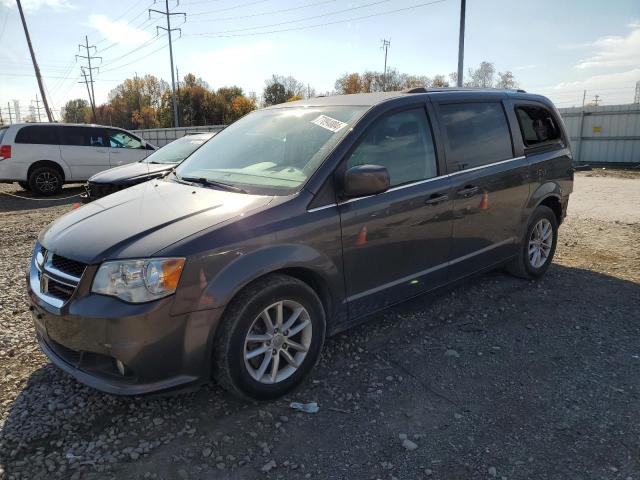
xmin=149 ymin=0 xmax=186 ymax=128
xmin=189 ymin=0 xmax=337 ymax=23
xmin=186 ymin=0 xmax=448 ymax=38
xmin=190 ymin=0 xmax=393 ymax=34
xmin=99 ymin=39 xmax=171 ymax=73
xmin=99 ymin=35 xmax=164 ymax=69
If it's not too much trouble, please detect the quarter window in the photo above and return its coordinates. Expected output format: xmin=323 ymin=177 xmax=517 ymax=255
xmin=346 ymin=108 xmax=437 ymax=187
xmin=15 ymin=125 xmax=60 ymax=145
xmin=109 ymin=130 xmax=143 ymax=149
xmin=440 ymin=102 xmax=513 ymax=170
xmin=60 ymin=127 xmax=107 ymax=147
xmin=516 ymin=105 xmax=562 ymax=147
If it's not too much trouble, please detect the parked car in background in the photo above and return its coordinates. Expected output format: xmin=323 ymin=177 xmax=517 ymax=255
xmin=27 ymin=89 xmax=573 ymax=400
xmin=83 ymin=132 xmax=216 ymax=202
xmin=0 ymin=123 xmax=156 ymax=196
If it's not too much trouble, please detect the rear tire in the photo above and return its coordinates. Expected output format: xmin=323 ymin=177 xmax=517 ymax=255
xmin=213 ymin=274 xmax=326 ymax=401
xmin=17 ymin=181 xmax=31 ymax=191
xmin=28 ymin=166 xmax=63 ymax=196
xmin=507 ymin=205 xmax=558 ymax=279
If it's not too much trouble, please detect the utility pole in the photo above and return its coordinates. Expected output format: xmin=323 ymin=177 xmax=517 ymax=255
xmin=592 ymin=94 xmax=600 ymax=107
xmin=77 ymin=36 xmax=101 ymax=116
xmin=0 ymin=107 xmax=3 ymax=125
xmin=380 ymin=39 xmax=390 ymax=92
xmin=79 ymin=67 xmax=97 ymax=122
xmin=150 ymin=0 xmax=186 ymax=128
xmin=634 ymin=81 xmax=640 ymax=104
xmin=16 ymin=0 xmax=53 ymax=121
xmin=456 ymin=0 xmax=466 ymax=87
xmin=31 ymin=94 xmax=43 ymax=122
xmin=7 ymin=102 xmax=13 ymax=124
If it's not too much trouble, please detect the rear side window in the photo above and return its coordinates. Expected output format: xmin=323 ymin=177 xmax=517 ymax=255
xmin=516 ymin=105 xmax=562 ymax=147
xmin=15 ymin=125 xmax=59 ymax=145
xmin=439 ymin=102 xmax=513 ymax=171
xmin=60 ymin=127 xmax=107 ymax=147
xmin=346 ymin=108 xmax=438 ymax=187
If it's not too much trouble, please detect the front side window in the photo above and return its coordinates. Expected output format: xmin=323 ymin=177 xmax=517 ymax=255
xmin=175 ymin=106 xmax=367 ymax=195
xmin=516 ymin=105 xmax=562 ymax=147
xmin=15 ymin=125 xmax=59 ymax=145
xmin=346 ymin=108 xmax=437 ymax=187
xmin=60 ymin=127 xmax=107 ymax=147
xmin=109 ymin=130 xmax=143 ymax=149
xmin=440 ymin=102 xmax=513 ymax=170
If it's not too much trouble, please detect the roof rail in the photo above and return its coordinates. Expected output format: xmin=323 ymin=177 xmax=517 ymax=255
xmin=403 ymin=87 xmax=428 ymax=93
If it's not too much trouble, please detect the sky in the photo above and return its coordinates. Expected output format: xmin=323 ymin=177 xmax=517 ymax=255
xmin=0 ymin=0 xmax=638 ymax=121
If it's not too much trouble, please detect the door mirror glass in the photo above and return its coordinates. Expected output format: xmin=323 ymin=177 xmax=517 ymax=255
xmin=343 ymin=164 xmax=390 ymax=198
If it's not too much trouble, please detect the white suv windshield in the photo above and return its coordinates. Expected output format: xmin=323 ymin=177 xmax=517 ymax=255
xmin=174 ymin=106 xmax=366 ymax=194
xmin=144 ymin=135 xmax=212 ymax=164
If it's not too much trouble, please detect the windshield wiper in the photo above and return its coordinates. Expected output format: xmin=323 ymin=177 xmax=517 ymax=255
xmin=179 ymin=175 xmax=248 ymax=193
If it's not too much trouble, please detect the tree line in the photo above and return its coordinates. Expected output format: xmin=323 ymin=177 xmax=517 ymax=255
xmin=62 ymin=62 xmax=518 ymax=129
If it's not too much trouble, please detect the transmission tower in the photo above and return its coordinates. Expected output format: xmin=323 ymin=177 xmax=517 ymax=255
xmin=76 ymin=35 xmax=101 ymax=118
xmin=79 ymin=67 xmax=97 ymax=122
xmin=149 ymin=0 xmax=186 ymax=128
xmin=31 ymin=94 xmax=44 ymax=122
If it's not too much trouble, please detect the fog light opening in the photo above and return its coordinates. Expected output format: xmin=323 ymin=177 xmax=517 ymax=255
xmin=115 ymin=359 xmax=126 ymax=376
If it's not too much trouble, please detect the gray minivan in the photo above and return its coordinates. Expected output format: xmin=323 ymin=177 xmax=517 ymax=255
xmin=27 ymin=89 xmax=573 ymax=400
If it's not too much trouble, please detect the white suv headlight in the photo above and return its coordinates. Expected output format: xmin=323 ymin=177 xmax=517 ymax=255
xmin=92 ymin=258 xmax=185 ymax=303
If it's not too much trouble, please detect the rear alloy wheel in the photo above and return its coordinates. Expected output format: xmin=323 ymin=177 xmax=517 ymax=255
xmin=507 ymin=205 xmax=558 ymax=279
xmin=213 ymin=274 xmax=325 ymax=400
xmin=29 ymin=166 xmax=63 ymax=196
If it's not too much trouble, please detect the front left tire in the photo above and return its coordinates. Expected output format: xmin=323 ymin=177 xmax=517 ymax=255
xmin=213 ymin=274 xmax=326 ymax=401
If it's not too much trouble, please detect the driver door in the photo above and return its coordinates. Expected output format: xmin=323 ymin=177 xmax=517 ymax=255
xmin=108 ymin=129 xmax=149 ymax=167
xmin=338 ymin=106 xmax=454 ymax=318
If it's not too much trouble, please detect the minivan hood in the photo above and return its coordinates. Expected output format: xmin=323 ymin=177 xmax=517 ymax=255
xmin=40 ymin=180 xmax=273 ymax=263
xmin=88 ymin=162 xmax=174 ymax=185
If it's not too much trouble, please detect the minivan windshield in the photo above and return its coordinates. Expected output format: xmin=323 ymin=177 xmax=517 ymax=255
xmin=144 ymin=134 xmax=213 ymax=164
xmin=174 ymin=106 xmax=367 ymax=195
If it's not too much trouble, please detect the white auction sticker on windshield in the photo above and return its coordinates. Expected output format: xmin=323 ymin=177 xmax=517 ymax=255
xmin=311 ymin=115 xmax=348 ymax=133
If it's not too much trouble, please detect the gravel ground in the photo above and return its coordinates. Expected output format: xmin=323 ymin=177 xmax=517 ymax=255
xmin=0 ymin=172 xmax=639 ymax=480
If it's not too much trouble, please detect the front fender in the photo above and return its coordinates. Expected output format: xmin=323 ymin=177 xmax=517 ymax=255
xmin=171 ymin=243 xmax=342 ymax=316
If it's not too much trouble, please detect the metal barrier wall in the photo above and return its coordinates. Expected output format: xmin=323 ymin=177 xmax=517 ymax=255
xmin=558 ymin=104 xmax=640 ymax=167
xmin=132 ymin=125 xmax=226 ymax=147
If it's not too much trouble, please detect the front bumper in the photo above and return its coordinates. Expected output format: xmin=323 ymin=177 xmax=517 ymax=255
xmin=27 ymin=253 xmax=223 ymax=395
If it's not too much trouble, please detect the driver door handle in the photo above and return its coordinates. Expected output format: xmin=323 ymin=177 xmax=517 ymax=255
xmin=456 ymin=185 xmax=479 ymax=198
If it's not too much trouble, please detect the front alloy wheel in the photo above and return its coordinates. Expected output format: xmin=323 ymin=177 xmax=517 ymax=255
xmin=213 ymin=274 xmax=326 ymax=400
xmin=244 ymin=300 xmax=312 ymax=384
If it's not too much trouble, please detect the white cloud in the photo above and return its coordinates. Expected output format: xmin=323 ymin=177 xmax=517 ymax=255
xmin=188 ymin=41 xmax=275 ymax=90
xmin=88 ymin=14 xmax=152 ymax=45
xmin=545 ymin=68 xmax=640 ymax=91
xmin=574 ymin=25 xmax=640 ymax=69
xmin=0 ymin=0 xmax=73 ymax=10
xmin=512 ymin=64 xmax=537 ymax=71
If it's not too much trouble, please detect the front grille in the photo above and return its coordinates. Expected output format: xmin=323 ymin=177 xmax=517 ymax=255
xmin=35 ymin=248 xmax=85 ymax=304
xmin=51 ymin=254 xmax=86 ymax=278
xmin=46 ymin=279 xmax=76 ymax=301
xmin=87 ymin=182 xmax=126 ymax=199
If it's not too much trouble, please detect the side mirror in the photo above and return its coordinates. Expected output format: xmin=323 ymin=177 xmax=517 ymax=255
xmin=342 ymin=164 xmax=390 ymax=198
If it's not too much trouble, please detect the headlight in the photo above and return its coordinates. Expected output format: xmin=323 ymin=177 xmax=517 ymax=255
xmin=92 ymin=258 xmax=185 ymax=303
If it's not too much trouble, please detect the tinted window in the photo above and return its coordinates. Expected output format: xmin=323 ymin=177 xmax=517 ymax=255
xmin=516 ymin=105 xmax=562 ymax=147
xmin=60 ymin=127 xmax=107 ymax=147
xmin=346 ymin=108 xmax=437 ymax=187
xmin=440 ymin=102 xmax=513 ymax=170
xmin=144 ymin=134 xmax=212 ymax=164
xmin=109 ymin=130 xmax=143 ymax=149
xmin=15 ymin=125 xmax=60 ymax=145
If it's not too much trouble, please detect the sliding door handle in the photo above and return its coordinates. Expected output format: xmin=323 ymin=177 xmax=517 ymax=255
xmin=424 ymin=193 xmax=449 ymax=206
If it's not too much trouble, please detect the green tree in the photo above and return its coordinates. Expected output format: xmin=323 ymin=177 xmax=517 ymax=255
xmin=62 ymin=99 xmax=91 ymax=123
xmin=263 ymin=75 xmax=307 ymax=106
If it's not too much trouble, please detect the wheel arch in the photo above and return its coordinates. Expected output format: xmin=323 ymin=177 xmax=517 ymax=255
xmin=527 ymin=181 xmax=564 ymax=224
xmin=27 ymin=160 xmax=67 ymax=182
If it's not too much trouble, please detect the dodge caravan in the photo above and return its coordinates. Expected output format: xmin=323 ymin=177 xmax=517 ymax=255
xmin=27 ymin=89 xmax=573 ymax=400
